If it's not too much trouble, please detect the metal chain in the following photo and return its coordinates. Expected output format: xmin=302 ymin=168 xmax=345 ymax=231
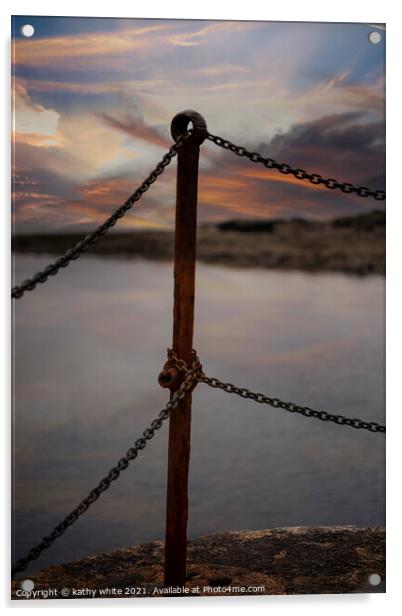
xmin=11 ymin=350 xmax=202 ymax=577
xmin=206 ymin=132 xmax=386 ymax=202
xmin=12 ymin=349 xmax=385 ymax=576
xmin=199 ymin=374 xmax=385 ymax=434
xmin=11 ymin=131 xmax=194 ymax=300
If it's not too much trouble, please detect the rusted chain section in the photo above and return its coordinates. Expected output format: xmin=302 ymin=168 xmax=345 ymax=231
xmin=11 ymin=131 xmax=194 ymax=300
xmin=200 ymin=374 xmax=385 ymax=434
xmin=206 ymin=132 xmax=386 ymax=202
xmin=166 ymin=350 xmax=385 ymax=433
xmin=11 ymin=351 xmax=202 ymax=578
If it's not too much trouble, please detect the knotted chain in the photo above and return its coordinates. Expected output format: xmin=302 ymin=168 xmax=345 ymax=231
xmin=12 ymin=349 xmax=202 ymax=577
xmin=12 ymin=348 xmax=384 ymax=578
xmin=166 ymin=351 xmax=385 ymax=434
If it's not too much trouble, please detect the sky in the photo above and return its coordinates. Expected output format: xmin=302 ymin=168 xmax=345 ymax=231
xmin=11 ymin=17 xmax=385 ymax=232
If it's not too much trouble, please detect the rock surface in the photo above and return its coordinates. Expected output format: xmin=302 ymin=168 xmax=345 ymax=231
xmin=12 ymin=526 xmax=385 ymax=599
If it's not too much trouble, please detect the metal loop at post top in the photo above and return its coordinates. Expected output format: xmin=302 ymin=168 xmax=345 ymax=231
xmin=171 ymin=109 xmax=207 ymax=145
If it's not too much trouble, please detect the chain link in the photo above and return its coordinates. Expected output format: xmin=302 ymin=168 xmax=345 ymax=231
xmin=11 ymin=350 xmax=201 ymax=578
xmin=199 ymin=374 xmax=385 ymax=434
xmin=206 ymin=132 xmax=386 ymax=202
xmin=12 ymin=349 xmax=385 ymax=576
xmin=11 ymin=132 xmax=194 ymax=300
xmin=162 ymin=352 xmax=386 ymax=434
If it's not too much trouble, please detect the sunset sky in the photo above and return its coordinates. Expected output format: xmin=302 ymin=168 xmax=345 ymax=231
xmin=12 ymin=17 xmax=385 ymax=232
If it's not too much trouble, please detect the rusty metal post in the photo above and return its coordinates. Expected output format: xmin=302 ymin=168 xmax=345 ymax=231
xmin=163 ymin=110 xmax=207 ymax=588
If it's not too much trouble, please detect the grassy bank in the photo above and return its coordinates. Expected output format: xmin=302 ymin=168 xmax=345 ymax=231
xmin=12 ymin=210 xmax=385 ymax=276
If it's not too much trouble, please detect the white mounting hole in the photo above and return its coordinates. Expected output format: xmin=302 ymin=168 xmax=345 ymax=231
xmin=21 ymin=579 xmax=35 ymax=591
xmin=368 ymin=573 xmax=381 ymax=586
xmin=368 ymin=31 xmax=381 ymax=45
xmin=21 ymin=24 xmax=35 ymax=38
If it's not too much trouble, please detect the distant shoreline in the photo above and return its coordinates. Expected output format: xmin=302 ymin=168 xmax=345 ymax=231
xmin=12 ymin=210 xmax=385 ymax=276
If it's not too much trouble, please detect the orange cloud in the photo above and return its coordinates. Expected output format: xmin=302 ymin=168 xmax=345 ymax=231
xmin=69 ymin=176 xmax=173 ymax=229
xmin=235 ymin=165 xmax=335 ymax=193
xmin=13 ymin=132 xmax=63 ymax=148
xmin=78 ymin=176 xmax=138 ymax=204
xmin=194 ymin=64 xmax=248 ymax=76
xmin=198 ymin=171 xmax=286 ymax=219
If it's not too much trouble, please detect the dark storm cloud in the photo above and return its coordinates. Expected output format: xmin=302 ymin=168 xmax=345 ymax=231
xmin=196 ymin=110 xmax=385 ymax=221
xmin=256 ymin=111 xmax=385 ymax=189
xmin=269 ymin=111 xmax=384 ymax=152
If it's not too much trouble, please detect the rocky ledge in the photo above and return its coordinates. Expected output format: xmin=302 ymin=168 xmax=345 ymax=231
xmin=12 ymin=526 xmax=385 ymax=599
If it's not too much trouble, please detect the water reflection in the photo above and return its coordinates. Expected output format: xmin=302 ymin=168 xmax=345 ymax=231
xmin=13 ymin=255 xmax=385 ymax=571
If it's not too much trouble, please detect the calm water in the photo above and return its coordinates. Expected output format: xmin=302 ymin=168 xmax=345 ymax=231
xmin=12 ymin=255 xmax=385 ymax=572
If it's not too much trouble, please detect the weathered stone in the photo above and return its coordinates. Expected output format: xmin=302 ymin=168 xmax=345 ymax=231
xmin=11 ymin=526 xmax=385 ymax=599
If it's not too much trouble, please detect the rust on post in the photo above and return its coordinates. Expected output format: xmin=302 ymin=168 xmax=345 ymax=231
xmin=163 ymin=110 xmax=207 ymax=588
xmin=158 ymin=365 xmax=179 ymax=389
